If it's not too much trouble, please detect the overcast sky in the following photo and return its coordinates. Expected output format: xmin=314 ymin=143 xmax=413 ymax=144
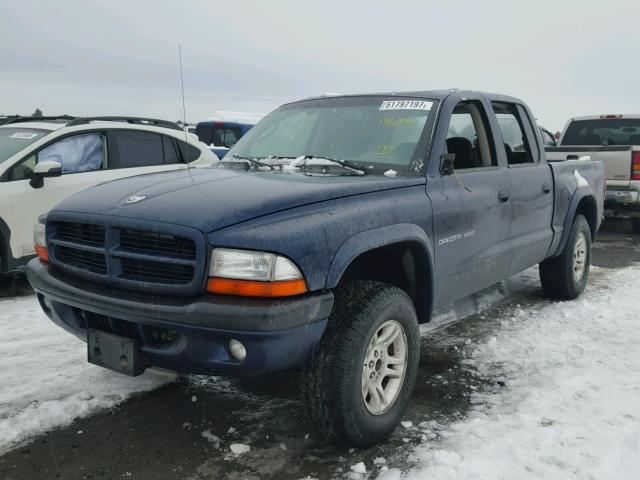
xmin=1 ymin=0 xmax=638 ymax=130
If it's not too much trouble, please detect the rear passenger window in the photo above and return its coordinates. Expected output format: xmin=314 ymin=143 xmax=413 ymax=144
xmin=111 ymin=131 xmax=163 ymax=169
xmin=492 ymin=102 xmax=534 ymax=165
xmin=162 ymin=136 xmax=180 ymax=164
xmin=177 ymin=140 xmax=201 ymax=163
xmin=445 ymin=101 xmax=496 ymax=170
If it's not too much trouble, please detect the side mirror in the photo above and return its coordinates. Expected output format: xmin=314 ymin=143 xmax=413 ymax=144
xmin=440 ymin=153 xmax=456 ymax=176
xmin=30 ymin=160 xmax=62 ymax=189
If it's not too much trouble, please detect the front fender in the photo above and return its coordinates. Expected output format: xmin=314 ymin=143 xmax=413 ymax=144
xmin=325 ymin=223 xmax=434 ymax=288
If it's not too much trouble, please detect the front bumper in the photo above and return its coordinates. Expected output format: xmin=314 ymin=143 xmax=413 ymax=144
xmin=27 ymin=259 xmax=333 ymax=376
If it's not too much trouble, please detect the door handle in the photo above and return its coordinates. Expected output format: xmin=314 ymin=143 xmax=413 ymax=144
xmin=542 ymin=183 xmax=551 ymax=194
xmin=566 ymin=155 xmax=579 ymax=160
xmin=498 ymin=190 xmax=510 ymax=202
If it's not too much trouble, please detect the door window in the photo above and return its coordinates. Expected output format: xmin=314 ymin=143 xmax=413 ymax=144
xmin=492 ymin=102 xmax=535 ymax=165
xmin=8 ymin=133 xmax=105 ymax=181
xmin=110 ymin=131 xmax=163 ymax=169
xmin=445 ymin=102 xmax=496 ymax=169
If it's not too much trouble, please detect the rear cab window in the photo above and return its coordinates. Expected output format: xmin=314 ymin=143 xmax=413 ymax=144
xmin=562 ymin=118 xmax=640 ymax=146
xmin=196 ymin=123 xmax=242 ymax=148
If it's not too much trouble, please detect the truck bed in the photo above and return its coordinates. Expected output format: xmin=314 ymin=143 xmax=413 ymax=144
xmin=546 ymin=145 xmax=638 ymax=188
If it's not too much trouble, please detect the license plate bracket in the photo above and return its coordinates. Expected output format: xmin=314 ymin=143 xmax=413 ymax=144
xmin=87 ymin=329 xmax=145 ymax=376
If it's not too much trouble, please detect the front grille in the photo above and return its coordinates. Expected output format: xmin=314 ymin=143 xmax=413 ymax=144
xmin=48 ymin=219 xmax=203 ymax=295
xmin=54 ymin=221 xmax=105 ymax=247
xmin=57 ymin=245 xmax=107 ymax=274
xmin=120 ymin=257 xmax=194 ymax=284
xmin=120 ymin=229 xmax=196 ymax=259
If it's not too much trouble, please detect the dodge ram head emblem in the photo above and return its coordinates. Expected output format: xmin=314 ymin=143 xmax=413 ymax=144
xmin=126 ymin=194 xmax=146 ymax=204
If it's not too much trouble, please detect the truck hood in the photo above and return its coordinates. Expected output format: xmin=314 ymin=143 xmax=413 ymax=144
xmin=54 ymin=167 xmax=425 ymax=232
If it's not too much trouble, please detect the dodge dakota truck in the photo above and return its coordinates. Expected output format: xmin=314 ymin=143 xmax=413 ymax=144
xmin=546 ymin=114 xmax=640 ymax=232
xmin=27 ymin=90 xmax=604 ymax=447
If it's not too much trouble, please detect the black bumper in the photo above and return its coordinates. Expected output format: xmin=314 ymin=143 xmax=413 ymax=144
xmin=27 ymin=259 xmax=334 ymax=375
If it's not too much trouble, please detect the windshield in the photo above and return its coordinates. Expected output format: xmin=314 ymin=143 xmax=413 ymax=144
xmin=562 ymin=119 xmax=640 ymax=146
xmin=0 ymin=128 xmax=49 ymax=164
xmin=224 ymin=96 xmax=436 ymax=175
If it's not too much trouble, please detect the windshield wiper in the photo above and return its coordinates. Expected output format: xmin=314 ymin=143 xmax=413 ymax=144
xmin=273 ymin=155 xmax=366 ymax=175
xmin=226 ymin=154 xmax=275 ymax=170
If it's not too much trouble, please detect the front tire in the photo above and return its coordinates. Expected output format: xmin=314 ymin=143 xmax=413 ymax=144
xmin=301 ymin=281 xmax=420 ymax=447
xmin=539 ymin=214 xmax=591 ymax=300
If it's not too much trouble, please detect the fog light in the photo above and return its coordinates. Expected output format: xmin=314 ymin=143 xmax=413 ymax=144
xmin=228 ymin=339 xmax=247 ymax=362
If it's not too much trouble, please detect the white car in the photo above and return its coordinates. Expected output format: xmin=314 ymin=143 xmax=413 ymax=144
xmin=0 ymin=116 xmax=219 ymax=274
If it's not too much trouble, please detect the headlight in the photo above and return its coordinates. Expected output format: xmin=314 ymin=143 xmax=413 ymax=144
xmin=207 ymin=248 xmax=306 ymax=297
xmin=34 ymin=214 xmax=49 ymax=262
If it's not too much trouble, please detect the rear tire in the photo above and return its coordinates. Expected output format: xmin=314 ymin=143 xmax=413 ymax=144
xmin=631 ymin=218 xmax=640 ymax=234
xmin=301 ymin=281 xmax=420 ymax=447
xmin=539 ymin=214 xmax=591 ymax=300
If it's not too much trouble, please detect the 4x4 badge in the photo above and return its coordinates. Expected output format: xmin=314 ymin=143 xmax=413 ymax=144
xmin=126 ymin=194 xmax=146 ymax=204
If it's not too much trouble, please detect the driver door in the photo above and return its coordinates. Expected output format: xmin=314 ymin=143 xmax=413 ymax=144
xmin=428 ymin=98 xmax=512 ymax=307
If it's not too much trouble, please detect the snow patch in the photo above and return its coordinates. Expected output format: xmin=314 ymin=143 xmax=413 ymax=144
xmin=0 ymin=296 xmax=175 ymax=454
xmin=402 ymin=265 xmax=640 ymax=479
xmin=376 ymin=468 xmax=402 ymax=480
xmin=201 ymin=429 xmax=221 ymax=447
xmin=229 ymin=443 xmax=251 ymax=455
xmin=350 ymin=462 xmax=367 ymax=474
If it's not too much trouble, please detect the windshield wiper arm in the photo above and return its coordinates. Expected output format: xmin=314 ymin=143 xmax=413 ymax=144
xmin=297 ymin=155 xmax=366 ymax=175
xmin=228 ymin=154 xmax=275 ymax=170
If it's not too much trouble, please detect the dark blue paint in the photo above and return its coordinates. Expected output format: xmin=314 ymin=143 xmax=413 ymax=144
xmin=29 ymin=90 xmax=605 ymax=376
xmin=39 ymin=293 xmax=327 ymax=376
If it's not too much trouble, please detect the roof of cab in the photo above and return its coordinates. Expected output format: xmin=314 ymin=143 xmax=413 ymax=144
xmin=287 ymin=89 xmax=526 ymax=106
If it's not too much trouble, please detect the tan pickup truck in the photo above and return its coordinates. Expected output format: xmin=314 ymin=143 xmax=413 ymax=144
xmin=546 ymin=114 xmax=640 ymax=233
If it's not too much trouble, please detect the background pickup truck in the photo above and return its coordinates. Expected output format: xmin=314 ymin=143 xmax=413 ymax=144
xmin=27 ymin=90 xmax=604 ymax=447
xmin=546 ymin=114 xmax=640 ymax=232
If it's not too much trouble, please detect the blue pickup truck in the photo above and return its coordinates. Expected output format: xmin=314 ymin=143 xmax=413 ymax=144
xmin=27 ymin=90 xmax=604 ymax=447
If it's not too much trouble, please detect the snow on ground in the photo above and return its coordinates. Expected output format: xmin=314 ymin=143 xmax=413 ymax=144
xmin=394 ymin=266 xmax=640 ymax=480
xmin=0 ymin=295 xmax=174 ymax=454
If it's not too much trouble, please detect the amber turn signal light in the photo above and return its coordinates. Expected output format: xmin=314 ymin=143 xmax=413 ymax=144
xmin=207 ymin=277 xmax=307 ymax=298
xmin=35 ymin=244 xmax=49 ymax=262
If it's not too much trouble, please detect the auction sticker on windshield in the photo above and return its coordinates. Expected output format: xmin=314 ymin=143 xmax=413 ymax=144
xmin=379 ymin=100 xmax=432 ymax=111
